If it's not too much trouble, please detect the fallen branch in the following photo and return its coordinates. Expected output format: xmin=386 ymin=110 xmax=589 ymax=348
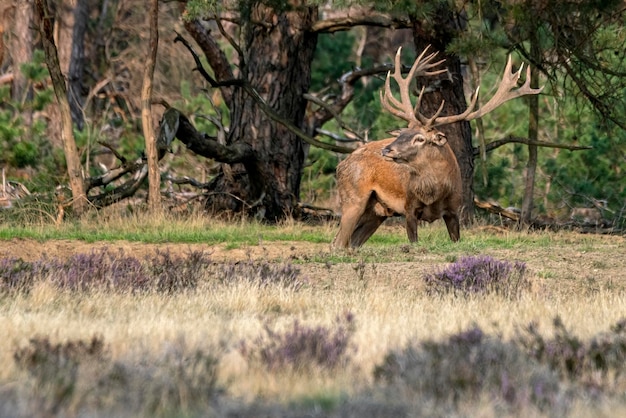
xmin=474 ymin=198 xmax=520 ymax=221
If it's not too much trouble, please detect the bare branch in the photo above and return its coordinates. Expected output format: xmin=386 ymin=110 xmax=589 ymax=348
xmin=474 ymin=197 xmax=520 ymax=221
xmin=97 ymin=140 xmax=127 ymax=164
xmin=315 ymin=128 xmax=364 ymax=144
xmin=310 ymin=12 xmax=411 ymax=33
xmin=88 ymin=164 xmax=148 ymax=208
xmin=213 ymin=15 xmax=245 ymax=68
xmin=179 ymin=20 xmax=235 ymax=107
xmin=175 ymin=34 xmax=355 ymax=154
xmin=170 ymin=109 xmax=254 ymax=164
xmin=474 ymin=135 xmax=592 ymax=157
xmin=84 ymin=157 xmax=145 ymax=190
xmin=306 ymin=64 xmax=394 ymax=132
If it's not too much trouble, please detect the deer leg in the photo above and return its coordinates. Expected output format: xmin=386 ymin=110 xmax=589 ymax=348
xmin=350 ymin=212 xmax=386 ymax=248
xmin=405 ymin=213 xmax=418 ymax=242
xmin=350 ymin=193 xmax=389 ymax=248
xmin=443 ymin=213 xmax=460 ymax=242
xmin=405 ymin=204 xmax=423 ymax=243
xmin=332 ymin=198 xmax=370 ymax=249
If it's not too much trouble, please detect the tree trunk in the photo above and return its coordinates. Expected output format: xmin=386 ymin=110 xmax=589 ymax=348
xmin=521 ymin=35 xmax=541 ymax=224
xmin=10 ymin=0 xmax=33 ymax=122
xmin=55 ymin=0 xmax=75 ymax=75
xmin=187 ymin=4 xmax=318 ymax=221
xmin=54 ymin=0 xmax=87 ymax=129
xmin=411 ymin=7 xmax=474 ymax=223
xmin=35 ymin=0 xmax=87 ymax=216
xmin=142 ymin=0 xmax=160 ymax=211
xmin=67 ymin=0 xmax=88 ymax=130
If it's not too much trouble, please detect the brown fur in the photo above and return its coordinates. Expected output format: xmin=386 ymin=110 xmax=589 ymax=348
xmin=332 ymin=128 xmax=462 ymax=248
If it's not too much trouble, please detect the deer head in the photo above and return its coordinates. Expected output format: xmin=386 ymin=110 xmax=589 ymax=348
xmin=379 ymin=46 xmax=544 ymax=160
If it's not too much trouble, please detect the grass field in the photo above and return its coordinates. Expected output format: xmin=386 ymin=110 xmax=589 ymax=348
xmin=0 ymin=212 xmax=625 ymax=417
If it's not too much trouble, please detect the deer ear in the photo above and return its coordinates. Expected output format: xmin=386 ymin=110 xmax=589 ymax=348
xmin=433 ymin=133 xmax=447 ymax=146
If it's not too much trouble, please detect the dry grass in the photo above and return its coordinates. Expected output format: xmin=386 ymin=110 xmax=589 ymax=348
xmin=0 ymin=223 xmax=625 ymax=416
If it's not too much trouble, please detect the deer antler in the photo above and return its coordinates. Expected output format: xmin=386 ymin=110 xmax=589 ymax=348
xmin=380 ymin=47 xmax=544 ymax=130
xmin=428 ymin=55 xmax=544 ymax=127
xmin=379 ymin=46 xmax=447 ymax=129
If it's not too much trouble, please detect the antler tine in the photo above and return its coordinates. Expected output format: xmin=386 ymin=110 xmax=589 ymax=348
xmin=431 ymin=55 xmax=544 ymax=127
xmin=395 ymin=47 xmax=418 ymax=126
xmin=381 ymin=46 xmax=448 ymax=128
xmin=413 ymin=86 xmax=444 ymax=127
xmin=406 ymin=46 xmax=448 ymax=79
xmin=379 ymin=82 xmax=410 ymax=121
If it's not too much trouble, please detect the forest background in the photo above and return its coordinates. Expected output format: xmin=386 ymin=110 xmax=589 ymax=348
xmin=0 ymin=0 xmax=625 ymax=229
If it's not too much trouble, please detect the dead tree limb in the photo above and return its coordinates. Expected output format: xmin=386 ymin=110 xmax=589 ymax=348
xmin=304 ymin=64 xmax=396 ymax=135
xmin=474 ymin=198 xmax=520 ymax=221
xmin=473 ymin=135 xmax=592 ymax=157
xmin=88 ymin=163 xmax=148 ymax=208
xmin=310 ymin=11 xmax=411 ymax=33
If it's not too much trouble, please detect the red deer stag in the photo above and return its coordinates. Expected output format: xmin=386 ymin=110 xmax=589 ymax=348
xmin=332 ymin=46 xmax=543 ymax=248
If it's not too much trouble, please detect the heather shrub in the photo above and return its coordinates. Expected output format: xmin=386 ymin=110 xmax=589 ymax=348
xmin=14 ymin=336 xmax=107 ymax=416
xmin=517 ymin=316 xmax=626 ymax=387
xmin=0 ymin=257 xmax=37 ymax=293
xmin=146 ymin=249 xmax=212 ymax=293
xmin=373 ymin=326 xmax=567 ymax=413
xmin=218 ymin=259 xmax=307 ymax=291
xmin=241 ymin=312 xmax=356 ymax=371
xmin=424 ymin=255 xmax=529 ymax=298
xmin=103 ymin=343 xmax=222 ymax=417
xmin=45 ymin=248 xmax=150 ymax=292
xmin=13 ymin=336 xmax=222 ymax=418
xmin=0 ymin=248 xmax=212 ymax=294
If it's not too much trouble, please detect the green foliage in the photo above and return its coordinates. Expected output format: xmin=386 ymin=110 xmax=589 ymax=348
xmin=183 ymin=0 xmax=220 ymax=19
xmin=184 ymin=0 xmax=302 ymax=20
xmin=0 ymin=50 xmax=60 ymax=192
xmin=175 ymin=80 xmax=228 ymax=136
xmin=310 ymin=32 xmax=356 ymax=92
xmin=547 ymin=121 xmax=626 ymax=214
xmin=11 ymin=141 xmax=39 ymax=168
xmin=301 ymin=146 xmax=338 ymax=204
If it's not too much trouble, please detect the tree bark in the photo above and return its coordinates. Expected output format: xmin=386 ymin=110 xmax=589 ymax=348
xmin=67 ymin=0 xmax=88 ymax=130
xmin=142 ymin=0 xmax=160 ymax=211
xmin=50 ymin=0 xmax=88 ymax=129
xmin=185 ymin=4 xmax=318 ymax=221
xmin=35 ymin=0 xmax=87 ymax=216
xmin=411 ymin=5 xmax=474 ymax=223
xmin=521 ymin=34 xmax=541 ymax=224
xmin=55 ymin=0 xmax=75 ymax=75
xmin=0 ymin=4 xmax=6 ymax=67
xmin=10 ymin=0 xmax=33 ymax=118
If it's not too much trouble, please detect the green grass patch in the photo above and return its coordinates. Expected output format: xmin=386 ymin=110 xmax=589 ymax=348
xmin=0 ymin=212 xmax=336 ymax=245
xmin=0 ymin=210 xmax=583 ymax=265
